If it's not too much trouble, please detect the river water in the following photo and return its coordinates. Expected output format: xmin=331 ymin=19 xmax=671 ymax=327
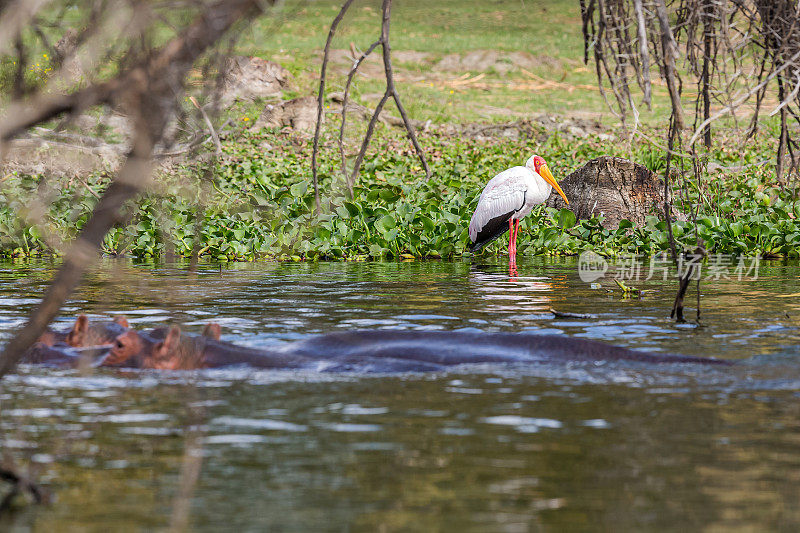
xmin=1 ymin=257 xmax=799 ymax=531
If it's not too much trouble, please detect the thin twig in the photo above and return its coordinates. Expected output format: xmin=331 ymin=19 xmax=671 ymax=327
xmin=339 ymin=39 xmax=380 ymax=179
xmin=663 ymin=115 xmax=679 ymax=265
xmin=312 ymin=0 xmax=356 ymax=214
xmin=348 ymin=90 xmax=391 ymax=192
xmin=379 ymin=0 xmax=430 ymax=179
xmin=633 ymin=129 xmax=695 ymax=158
xmin=655 ymin=0 xmax=685 ymax=130
xmin=0 ymin=463 xmax=49 ymax=512
xmin=189 ymin=96 xmax=221 ymax=156
xmin=79 ymin=178 xmax=101 ymax=199
xmin=768 ymin=72 xmax=800 ymax=117
xmin=0 ymin=0 xmax=51 ymax=59
xmin=688 ymin=46 xmax=800 ymax=146
xmin=632 ymin=0 xmax=651 ymax=107
xmin=324 ymin=0 xmax=429 ymax=193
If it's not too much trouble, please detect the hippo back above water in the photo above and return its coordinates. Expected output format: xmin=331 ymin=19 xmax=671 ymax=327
xmin=290 ymin=330 xmax=731 ymax=369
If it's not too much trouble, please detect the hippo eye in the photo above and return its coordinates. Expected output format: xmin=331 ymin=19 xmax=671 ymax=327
xmin=115 ymin=339 xmax=124 ymax=348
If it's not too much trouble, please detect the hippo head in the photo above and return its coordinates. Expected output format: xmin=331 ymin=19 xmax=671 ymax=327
xmin=65 ymin=314 xmax=130 ymax=347
xmin=105 ymin=326 xmax=182 ymax=369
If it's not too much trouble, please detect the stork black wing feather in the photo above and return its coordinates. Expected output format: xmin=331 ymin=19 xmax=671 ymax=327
xmin=469 ymin=210 xmax=515 ymax=252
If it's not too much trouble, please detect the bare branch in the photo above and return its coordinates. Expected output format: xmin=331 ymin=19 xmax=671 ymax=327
xmin=312 ymin=0 xmax=356 ymax=214
xmin=768 ymin=72 xmax=800 ymax=116
xmin=0 ymin=459 xmax=49 ymax=511
xmin=688 ymin=46 xmax=800 ymax=146
xmin=339 ymin=39 xmax=381 ymax=179
xmin=0 ymin=82 xmax=119 ymax=150
xmin=189 ymin=97 xmax=221 ymax=156
xmin=348 ymin=90 xmax=391 ymax=192
xmin=319 ymin=0 xmax=429 ymax=194
xmin=0 ymin=0 xmax=266 ymax=378
xmin=379 ymin=0 xmax=430 ymax=180
xmin=663 ymin=115 xmax=679 ymax=264
xmin=0 ymin=0 xmax=51 ymax=58
xmin=632 ymin=0 xmax=652 ymax=107
xmin=654 ymin=0 xmax=685 ymax=129
xmin=0 ymin=142 xmax=154 ymax=377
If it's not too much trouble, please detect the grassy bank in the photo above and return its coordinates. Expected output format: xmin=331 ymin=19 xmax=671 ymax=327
xmin=1 ymin=119 xmax=798 ymax=261
xmin=0 ymin=0 xmax=798 ymax=261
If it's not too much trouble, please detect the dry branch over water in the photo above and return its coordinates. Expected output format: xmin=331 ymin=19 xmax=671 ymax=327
xmin=0 ymin=0 xmax=267 ymax=376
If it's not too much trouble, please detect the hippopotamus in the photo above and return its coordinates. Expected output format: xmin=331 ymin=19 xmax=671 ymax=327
xmin=288 ymin=330 xmax=731 ymax=368
xmin=37 ymin=315 xmax=130 ymax=348
xmin=22 ymin=317 xmax=225 ymax=369
xmin=103 ymin=323 xmax=240 ymax=369
xmin=101 ymin=325 xmax=731 ymax=372
xmin=20 ymin=315 xmax=131 ymax=367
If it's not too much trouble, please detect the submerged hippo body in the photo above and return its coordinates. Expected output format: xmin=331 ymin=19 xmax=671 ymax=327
xmin=288 ymin=330 xmax=731 ymax=369
xmin=21 ymin=342 xmax=110 ymax=367
xmin=103 ymin=326 xmax=730 ymax=372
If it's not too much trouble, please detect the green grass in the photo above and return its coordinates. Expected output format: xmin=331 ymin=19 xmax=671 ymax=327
xmin=250 ymin=1 xmax=582 ymax=55
xmin=235 ymin=0 xmax=677 ymax=124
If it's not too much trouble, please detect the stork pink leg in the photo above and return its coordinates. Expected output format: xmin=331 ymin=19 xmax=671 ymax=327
xmin=509 ymin=219 xmax=518 ymax=257
xmin=508 ymin=219 xmax=515 ymax=261
xmin=512 ymin=221 xmax=518 ymax=256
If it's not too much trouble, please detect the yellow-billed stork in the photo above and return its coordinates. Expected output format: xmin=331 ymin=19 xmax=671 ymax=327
xmin=468 ymin=155 xmax=568 ymax=263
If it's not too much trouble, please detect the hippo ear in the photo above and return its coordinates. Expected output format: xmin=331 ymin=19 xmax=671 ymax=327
xmin=113 ymin=315 xmax=129 ymax=328
xmin=202 ymin=323 xmax=221 ymax=341
xmin=155 ymin=326 xmax=181 ymax=359
xmin=66 ymin=315 xmax=89 ymax=347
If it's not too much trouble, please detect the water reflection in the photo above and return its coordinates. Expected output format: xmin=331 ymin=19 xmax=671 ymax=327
xmin=470 ymin=263 xmax=555 ymax=317
xmin=0 ymin=258 xmax=799 ymax=530
xmin=2 ymin=257 xmax=796 ymax=358
xmin=6 ymin=372 xmax=800 ymax=530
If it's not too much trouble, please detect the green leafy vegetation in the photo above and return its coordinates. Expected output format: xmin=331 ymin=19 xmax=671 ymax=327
xmin=1 ymin=121 xmax=798 ymax=261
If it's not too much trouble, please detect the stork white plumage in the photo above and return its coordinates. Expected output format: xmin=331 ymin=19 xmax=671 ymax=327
xmin=468 ymin=155 xmax=569 ymax=263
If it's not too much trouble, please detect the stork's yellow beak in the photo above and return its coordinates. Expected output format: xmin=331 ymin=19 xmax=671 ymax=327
xmin=539 ymin=163 xmax=568 ymax=205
